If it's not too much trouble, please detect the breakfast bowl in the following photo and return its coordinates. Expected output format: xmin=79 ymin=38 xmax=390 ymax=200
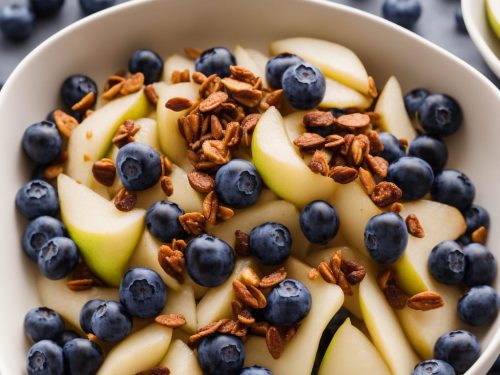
xmin=1 ymin=0 xmax=500 ymax=374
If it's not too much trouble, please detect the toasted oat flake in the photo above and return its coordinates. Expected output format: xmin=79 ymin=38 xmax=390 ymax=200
xmin=329 ymin=166 xmax=358 ymax=184
xmin=112 ymin=120 xmax=141 ymax=148
xmin=66 ymin=278 xmax=94 ymax=291
xmin=145 ymin=84 xmax=159 ymax=105
xmin=309 ymin=150 xmax=329 ymax=175
xmin=303 ymin=111 xmax=334 ymax=127
xmin=235 ymin=230 xmax=250 ymax=257
xmin=250 ymin=321 xmax=270 ymax=337
xmin=389 ymin=202 xmax=405 ymax=213
xmin=336 ymin=113 xmax=371 ymax=128
xmin=210 ymin=115 xmax=224 ymax=140
xmin=171 ymin=69 xmax=191 ymax=84
xmin=368 ymin=76 xmax=378 ymax=98
xmin=199 ymin=91 xmax=229 ymax=113
xmin=308 ymin=267 xmax=320 ymax=280
xmin=367 ymin=130 xmax=384 ymax=154
xmin=43 ymin=164 xmax=64 ymax=180
xmin=324 ymin=134 xmax=345 ymax=149
xmin=260 ymin=267 xmax=287 ymax=288
xmin=366 ymin=154 xmax=389 ymax=178
xmin=406 ymin=214 xmax=425 ymax=238
xmin=341 ymin=259 xmax=366 ymax=285
xmin=53 ymin=109 xmax=78 ymax=138
xmin=408 ymin=291 xmax=444 ymax=311
xmin=160 ymin=155 xmax=173 ymax=176
xmin=179 ymin=212 xmax=205 ymax=235
xmin=232 ymin=280 xmax=260 ymax=309
xmin=71 ymin=91 xmax=95 ymax=112
xmin=203 ymin=191 xmax=219 ymax=225
xmin=318 ymin=262 xmax=336 ymax=283
xmin=184 ymin=47 xmax=202 ymax=60
xmin=92 ymin=158 xmax=116 ymax=187
xmin=114 ymin=188 xmax=137 ymax=212
xmin=378 ymin=270 xmax=407 ymax=309
xmin=199 ymin=74 xmax=222 ymax=98
xmin=266 ymin=326 xmax=284 ymax=359
xmin=358 ymin=167 xmax=376 ymax=195
xmin=265 ymin=89 xmax=284 ymax=109
xmin=166 ymin=97 xmax=194 ymax=112
xmin=293 ymin=133 xmax=326 ymax=150
xmin=471 ymin=226 xmax=487 ymax=244
xmin=239 ymin=267 xmax=261 ymax=288
xmin=371 ymin=181 xmax=402 ymax=207
xmin=237 ymin=309 xmax=255 ymax=325
xmin=155 ymin=313 xmax=186 ymax=328
xmin=187 ymin=171 xmax=215 ymax=193
xmin=120 ymin=72 xmax=145 ymax=95
xmin=158 ymin=245 xmax=185 ymax=284
xmin=202 ymin=140 xmax=230 ymax=165
xmin=160 ymin=176 xmax=174 ymax=197
xmin=217 ymin=205 xmax=234 ymax=222
xmin=230 ymin=65 xmax=256 ymax=83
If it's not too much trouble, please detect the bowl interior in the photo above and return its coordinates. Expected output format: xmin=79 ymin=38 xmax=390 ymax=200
xmin=1 ymin=0 xmax=500 ymax=373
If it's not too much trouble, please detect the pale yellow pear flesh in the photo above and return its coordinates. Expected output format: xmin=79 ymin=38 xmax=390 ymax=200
xmin=245 ymin=48 xmax=270 ymax=87
xmin=58 ymin=174 xmax=146 ymax=286
xmin=321 ymin=77 xmax=373 ymax=109
xmin=161 ymin=284 xmax=197 ymax=333
xmin=487 ymin=0 xmax=500 ymax=39
xmin=252 ymin=107 xmax=337 ymax=207
xmin=158 ymin=339 xmax=203 ymax=374
xmin=318 ymin=318 xmax=390 ymax=375
xmin=96 ymin=324 xmax=172 ymax=375
xmin=234 ymin=45 xmax=266 ymax=81
xmin=270 ymin=37 xmax=370 ymax=94
xmin=162 ymin=54 xmax=195 ymax=83
xmin=244 ymin=257 xmax=344 ymax=375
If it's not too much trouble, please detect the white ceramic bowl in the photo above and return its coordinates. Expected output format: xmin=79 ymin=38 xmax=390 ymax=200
xmin=1 ymin=0 xmax=500 ymax=373
xmin=462 ymin=0 xmax=500 ymax=78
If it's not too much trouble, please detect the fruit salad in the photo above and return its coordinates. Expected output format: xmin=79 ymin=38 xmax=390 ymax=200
xmin=17 ymin=37 xmax=498 ymax=375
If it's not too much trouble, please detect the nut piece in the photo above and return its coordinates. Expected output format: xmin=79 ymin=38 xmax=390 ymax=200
xmin=471 ymin=226 xmax=487 ymax=244
xmin=309 ymin=150 xmax=330 ymax=175
xmin=318 ymin=262 xmax=336 ymax=284
xmin=232 ymin=279 xmax=260 ymax=309
xmin=329 ymin=166 xmax=358 ymax=184
xmin=92 ymin=158 xmax=116 ymax=187
xmin=371 ymin=182 xmax=402 ymax=207
xmin=341 ymin=260 xmax=366 ymax=285
xmin=199 ymin=91 xmax=229 ymax=112
xmin=336 ymin=113 xmax=371 ymax=129
xmin=250 ymin=321 xmax=270 ymax=337
xmin=120 ymin=72 xmax=145 ymax=95
xmin=405 ymin=214 xmax=425 ymax=238
xmin=202 ymin=140 xmax=230 ymax=165
xmin=235 ymin=230 xmax=250 ymax=257
xmin=237 ymin=309 xmax=255 ymax=325
xmin=230 ymin=65 xmax=256 ymax=83
xmin=303 ymin=111 xmax=335 ymax=127
xmin=187 ymin=171 xmax=215 ymax=193
xmin=112 ymin=120 xmax=141 ymax=148
xmin=203 ymin=191 xmax=219 ymax=225
xmin=53 ymin=109 xmax=79 ymax=138
xmin=66 ymin=278 xmax=94 ymax=291
xmin=378 ymin=270 xmax=407 ymax=309
xmin=324 ymin=134 xmax=345 ymax=149
xmin=293 ymin=133 xmax=326 ymax=150
xmin=308 ymin=268 xmax=320 ymax=280
xmin=71 ymin=91 xmax=96 ymax=112
xmin=145 ymin=84 xmax=159 ymax=105
xmin=266 ymin=326 xmax=284 ymax=359
xmin=265 ymin=89 xmax=284 ymax=109
xmin=367 ymin=130 xmax=384 ymax=154
xmin=158 ymin=245 xmax=185 ymax=284
xmin=241 ymin=113 xmax=261 ymax=147
xmin=160 ymin=176 xmax=174 ymax=197
xmin=43 ymin=164 xmax=64 ymax=181
xmin=185 ymin=47 xmax=202 ymax=59
xmin=358 ymin=167 xmax=376 ymax=195
xmin=407 ymin=291 xmax=444 ymax=311
xmin=260 ymin=267 xmax=287 ymax=289
xmin=102 ymin=75 xmax=126 ymax=100
xmin=366 ymin=154 xmax=389 ymax=178
xmin=114 ymin=188 xmax=137 ymax=212
xmin=166 ymin=97 xmax=194 ymax=112
xmin=155 ymin=313 xmax=186 ymax=328
xmin=179 ymin=212 xmax=206 ymax=235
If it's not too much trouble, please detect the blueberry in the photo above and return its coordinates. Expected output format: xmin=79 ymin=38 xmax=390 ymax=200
xmin=195 ymin=47 xmax=236 ymax=78
xmin=428 ymin=240 xmax=465 ymax=285
xmin=31 ymin=165 xmax=48 ymax=181
xmin=22 ymin=121 xmax=63 ymax=164
xmin=16 ymin=180 xmax=59 ymax=219
xmin=22 ymin=216 xmax=66 ymax=262
xmin=463 ymin=243 xmax=497 ymax=287
xmin=119 ymin=267 xmax=167 ymax=318
xmin=185 ymin=234 xmax=235 ymax=287
xmin=382 ymin=0 xmax=422 ymax=29
xmin=146 ymin=200 xmax=186 ymax=243
xmin=488 ymin=356 xmax=500 ymax=375
xmin=263 ymin=279 xmax=312 ymax=326
xmin=0 ymin=4 xmax=34 ymax=42
xmin=282 ymin=63 xmax=326 ymax=110
xmin=38 ymin=237 xmax=79 ymax=280
xmin=376 ymin=132 xmax=405 ymax=163
xmin=299 ymin=200 xmax=339 ymax=244
xmin=0 ymin=80 xmax=3 ymax=90
xmin=63 ymin=338 xmax=103 ymax=375
xmin=90 ymin=300 xmax=132 ymax=342
xmin=387 ymin=156 xmax=434 ymax=200
xmin=404 ymin=88 xmax=430 ymax=118
xmin=463 ymin=204 xmax=490 ymax=235
xmin=116 ymin=142 xmax=162 ymax=191
xmin=197 ymin=334 xmax=245 ymax=375
xmin=128 ymin=49 xmax=164 ymax=85
xmin=60 ymin=74 xmax=97 ymax=113
xmin=412 ymin=359 xmax=456 ymax=375
xmin=215 ymin=159 xmax=263 ymax=209
xmin=417 ymin=94 xmax=462 ymax=137
xmin=458 ymin=286 xmax=499 ymax=326
xmin=249 ymin=222 xmax=291 ymax=265
xmin=79 ymin=299 xmax=103 ymax=334
xmin=265 ymin=53 xmax=304 ymax=89
xmin=329 ymin=108 xmax=348 ymax=118
xmin=364 ymin=212 xmax=408 ymax=264
xmin=240 ymin=366 xmax=274 ymax=375
xmin=457 ymin=234 xmax=471 ymax=247
xmin=79 ymin=0 xmax=115 ymax=14
xmin=24 ymin=307 xmax=64 ymax=343
xmin=431 ymin=169 xmax=475 ymax=211
xmin=434 ymin=330 xmax=480 ymax=374
xmin=408 ymin=135 xmax=448 ymax=173
xmin=26 ymin=340 xmax=64 ymax=375
xmin=30 ymin=0 xmax=64 ymax=17
xmin=455 ymin=5 xmax=467 ymax=33
xmin=56 ymin=330 xmax=79 ymax=347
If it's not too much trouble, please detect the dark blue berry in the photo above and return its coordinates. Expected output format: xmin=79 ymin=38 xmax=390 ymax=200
xmin=215 ymin=159 xmax=263 ymax=209
xmin=90 ymin=300 xmax=132 ymax=342
xmin=22 ymin=121 xmax=63 ymax=164
xmin=408 ymin=135 xmax=448 ymax=173
xmin=60 ymin=74 xmax=97 ymax=113
xmin=22 ymin=216 xmax=66 ymax=262
xmin=79 ymin=0 xmax=115 ymax=14
xmin=119 ymin=267 xmax=167 ymax=318
xmin=80 ymin=299 xmax=104 ymax=334
xmin=463 ymin=204 xmax=490 ymax=235
xmin=0 ymin=4 xmax=34 ymax=42
xmin=195 ymin=47 xmax=236 ymax=78
xmin=249 ymin=222 xmax=291 ymax=265
xmin=63 ymin=338 xmax=103 ymax=375
xmin=455 ymin=5 xmax=467 ymax=33
xmin=404 ymin=88 xmax=430 ymax=118
xmin=265 ymin=53 xmax=304 ymax=89
xmin=263 ymin=279 xmax=312 ymax=326
xmin=56 ymin=330 xmax=79 ymax=347
xmin=412 ymin=359 xmax=456 ymax=375
xmin=38 ymin=237 xmax=79 ymax=280
xmin=434 ymin=330 xmax=480 ymax=374
xmin=16 ymin=180 xmax=59 ymax=219
xmin=0 ymin=80 xmax=3 ymax=90
xmin=463 ymin=243 xmax=497 ymax=287
xmin=197 ymin=334 xmax=245 ymax=375
xmin=299 ymin=200 xmax=339 ymax=244
xmin=26 ymin=340 xmax=64 ymax=375
xmin=24 ymin=307 xmax=64 ymax=343
xmin=417 ymin=94 xmax=462 ymax=137
xmin=116 ymin=142 xmax=162 ymax=191
xmin=387 ymin=156 xmax=434 ymax=200
xmin=376 ymin=132 xmax=405 ymax=163
xmin=282 ymin=63 xmax=326 ymax=110
xmin=428 ymin=240 xmax=465 ymax=285
xmin=329 ymin=108 xmax=348 ymax=118
xmin=32 ymin=165 xmax=48 ymax=181
xmin=185 ymin=234 xmax=235 ymax=287
xmin=240 ymin=366 xmax=274 ymax=375
xmin=382 ymin=0 xmax=422 ymax=29
xmin=457 ymin=234 xmax=471 ymax=247
xmin=364 ymin=212 xmax=408 ymax=264
xmin=30 ymin=0 xmax=64 ymax=17
xmin=146 ymin=200 xmax=186 ymax=243
xmin=458 ymin=286 xmax=499 ymax=326
xmin=128 ymin=49 xmax=164 ymax=85
xmin=431 ymin=169 xmax=475 ymax=211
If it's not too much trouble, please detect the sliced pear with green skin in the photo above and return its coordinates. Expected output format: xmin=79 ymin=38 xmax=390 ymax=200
xmin=318 ymin=318 xmax=391 ymax=375
xmin=161 ymin=284 xmax=197 ymax=334
xmin=270 ymin=37 xmax=370 ymax=94
xmin=244 ymin=257 xmax=344 ymax=374
xmin=162 ymin=54 xmax=195 ymax=83
xmin=96 ymin=324 xmax=172 ymax=375
xmin=58 ymin=174 xmax=146 ymax=286
xmin=234 ymin=45 xmax=266 ymax=79
xmin=66 ymin=90 xmax=149 ymax=185
xmin=487 ymin=0 xmax=500 ymax=39
xmin=245 ymin=48 xmax=270 ymax=87
xmin=374 ymin=76 xmax=416 ymax=141
xmin=252 ymin=106 xmax=337 ymax=208
xmin=321 ymin=78 xmax=373 ymax=109
xmin=158 ymin=339 xmax=203 ymax=374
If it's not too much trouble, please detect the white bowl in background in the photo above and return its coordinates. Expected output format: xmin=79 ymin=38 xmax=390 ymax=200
xmin=0 ymin=0 xmax=499 ymax=373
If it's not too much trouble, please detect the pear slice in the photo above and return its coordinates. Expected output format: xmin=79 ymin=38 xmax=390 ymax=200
xmin=96 ymin=324 xmax=172 ymax=375
xmin=234 ymin=45 xmax=266 ymax=79
xmin=158 ymin=339 xmax=203 ymax=374
xmin=58 ymin=174 xmax=146 ymax=286
xmin=487 ymin=0 xmax=500 ymax=40
xmin=270 ymin=37 xmax=369 ymax=94
xmin=66 ymin=90 xmax=149 ymax=186
xmin=252 ymin=107 xmax=336 ymax=207
xmin=374 ymin=76 xmax=416 ymax=141
xmin=161 ymin=284 xmax=197 ymax=333
xmin=162 ymin=54 xmax=195 ymax=83
xmin=244 ymin=257 xmax=344 ymax=374
xmin=318 ymin=318 xmax=390 ymax=375
xmin=245 ymin=48 xmax=270 ymax=87
xmin=321 ymin=78 xmax=373 ymax=109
